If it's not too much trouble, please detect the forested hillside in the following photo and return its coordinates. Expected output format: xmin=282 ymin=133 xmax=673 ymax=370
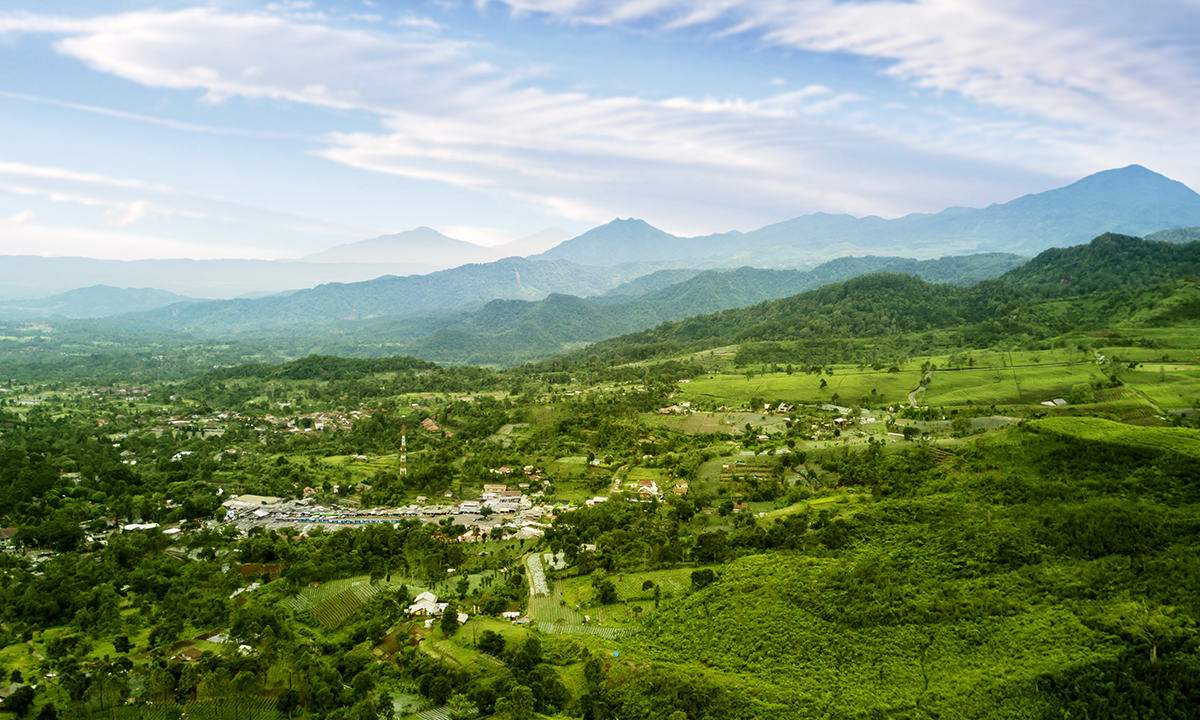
xmin=565 ymin=234 xmax=1200 ymax=367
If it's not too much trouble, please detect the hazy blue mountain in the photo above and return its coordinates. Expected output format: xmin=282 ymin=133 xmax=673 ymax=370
xmin=537 ymin=218 xmax=705 ymax=265
xmin=0 ymin=256 xmax=446 ymax=300
xmin=304 ymin=226 xmax=491 ymax=267
xmin=0 ymin=285 xmax=196 ymax=319
xmin=489 ymin=227 xmax=572 ymax=257
xmin=534 ymin=166 xmax=1200 ymax=267
xmin=120 ymin=258 xmax=662 ymax=333
xmin=306 ymin=226 xmax=573 ymax=268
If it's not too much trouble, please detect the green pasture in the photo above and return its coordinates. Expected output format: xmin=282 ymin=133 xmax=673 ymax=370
xmin=676 ymin=361 xmax=1171 ymax=411
xmin=920 ymin=363 xmax=1106 ymax=406
xmin=1123 ymin=364 xmax=1200 ymax=408
xmin=1028 ymin=416 xmax=1200 ymax=459
xmin=679 ymin=371 xmax=919 ymax=408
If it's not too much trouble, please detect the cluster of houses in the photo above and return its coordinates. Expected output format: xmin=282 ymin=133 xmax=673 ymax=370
xmin=624 ymin=477 xmax=689 ymax=498
xmin=406 ymin=591 xmax=469 ymax=628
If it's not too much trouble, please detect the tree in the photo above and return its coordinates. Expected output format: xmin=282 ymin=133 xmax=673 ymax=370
xmin=595 ymin=580 xmax=617 ymax=605
xmin=5 ymin=685 xmax=34 ymax=717
xmin=691 ymin=569 xmax=716 ymax=590
xmin=478 ymin=630 xmax=505 ymax=657
xmin=278 ymin=688 xmax=301 ymax=718
xmin=1105 ymin=601 xmax=1193 ymax=664
xmin=35 ymin=703 xmax=58 ymax=720
xmin=440 ymin=603 xmax=460 ymax=635
xmin=113 ymin=635 xmax=131 ymax=654
xmin=508 ymin=685 xmax=534 ymax=720
xmin=428 ymin=676 xmax=452 ymax=705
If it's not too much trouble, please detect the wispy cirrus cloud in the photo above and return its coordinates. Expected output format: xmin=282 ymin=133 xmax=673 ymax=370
xmin=484 ymin=0 xmax=1200 ymax=136
xmin=3 ymin=1 xmax=1196 ymax=245
xmin=0 ymin=159 xmax=375 ymax=238
xmin=0 ymin=5 xmax=1055 ymax=232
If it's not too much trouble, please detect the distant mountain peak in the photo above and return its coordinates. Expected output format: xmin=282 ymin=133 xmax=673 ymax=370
xmin=1066 ymin=164 xmax=1189 ymax=191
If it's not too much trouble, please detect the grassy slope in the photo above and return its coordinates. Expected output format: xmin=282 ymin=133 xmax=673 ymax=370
xmin=622 ymin=419 xmax=1200 ymax=718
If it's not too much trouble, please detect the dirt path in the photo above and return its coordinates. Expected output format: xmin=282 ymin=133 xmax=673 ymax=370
xmin=908 ymin=371 xmax=932 ymax=408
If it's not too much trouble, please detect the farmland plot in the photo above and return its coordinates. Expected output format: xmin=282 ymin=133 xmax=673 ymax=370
xmin=282 ymin=577 xmax=385 ymax=626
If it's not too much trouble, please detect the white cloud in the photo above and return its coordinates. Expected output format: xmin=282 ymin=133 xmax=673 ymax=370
xmin=4 ymin=6 xmax=976 ymax=228
xmin=5 ymin=209 xmax=34 ymax=224
xmin=0 ymin=222 xmax=279 ymax=260
xmin=0 ymin=90 xmax=315 ymax=141
xmin=108 ymin=200 xmax=152 ymax=227
xmin=6 ymin=3 xmax=1193 ymax=238
xmin=485 ymin=1 xmax=1200 ymax=132
xmin=437 ymin=225 xmax=517 ymax=246
xmin=0 ymin=160 xmax=378 ymax=244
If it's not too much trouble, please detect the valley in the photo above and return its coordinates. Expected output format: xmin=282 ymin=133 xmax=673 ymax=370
xmin=2 ymin=233 xmax=1199 ymax=719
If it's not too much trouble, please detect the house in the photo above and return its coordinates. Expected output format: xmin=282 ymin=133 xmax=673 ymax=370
xmin=635 ymin=479 xmax=658 ymax=495
xmin=421 ymin=418 xmax=440 ymax=433
xmin=672 ymin=481 xmax=690 ymax=495
xmin=483 ymin=484 xmax=507 ymax=493
xmin=407 ymin=591 xmax=440 ymax=616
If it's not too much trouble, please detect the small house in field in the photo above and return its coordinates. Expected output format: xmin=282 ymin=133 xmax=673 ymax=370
xmin=421 ymin=418 xmax=440 ymax=433
xmin=407 ymin=591 xmax=439 ymax=616
xmin=673 ymin=481 xmax=689 ymax=495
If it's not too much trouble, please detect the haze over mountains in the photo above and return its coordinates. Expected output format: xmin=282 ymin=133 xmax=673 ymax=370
xmin=3 ymin=165 xmax=1200 ymax=355
xmin=3 ymin=165 xmax=1199 ymax=302
xmin=0 ymin=285 xmax=195 ymax=320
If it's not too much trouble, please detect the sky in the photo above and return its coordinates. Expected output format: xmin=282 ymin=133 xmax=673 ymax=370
xmin=1 ymin=0 xmax=1198 ymax=260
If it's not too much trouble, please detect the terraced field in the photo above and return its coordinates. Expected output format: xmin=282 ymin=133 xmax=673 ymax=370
xmin=91 ymin=698 xmax=281 ymax=719
xmin=282 ymin=576 xmax=386 ymax=626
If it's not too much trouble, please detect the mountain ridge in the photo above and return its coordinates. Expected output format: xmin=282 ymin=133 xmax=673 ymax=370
xmin=536 ymin=165 xmax=1200 ymax=267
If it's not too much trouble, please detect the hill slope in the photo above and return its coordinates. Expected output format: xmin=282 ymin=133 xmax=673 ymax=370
xmin=567 ymin=234 xmax=1200 ymax=364
xmin=329 ymin=253 xmax=1025 ymax=364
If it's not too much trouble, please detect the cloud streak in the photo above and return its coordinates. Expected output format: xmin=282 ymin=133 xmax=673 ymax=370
xmin=2 ymin=2 xmax=1196 ymax=243
xmin=0 ymin=5 xmax=1062 ymax=232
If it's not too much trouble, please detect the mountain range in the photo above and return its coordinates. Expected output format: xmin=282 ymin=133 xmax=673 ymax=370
xmin=536 ymin=165 xmax=1200 ymax=266
xmin=3 ymin=165 xmax=1198 ymax=303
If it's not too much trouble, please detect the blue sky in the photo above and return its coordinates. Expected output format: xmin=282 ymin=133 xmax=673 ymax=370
xmin=1 ymin=0 xmax=1198 ymax=259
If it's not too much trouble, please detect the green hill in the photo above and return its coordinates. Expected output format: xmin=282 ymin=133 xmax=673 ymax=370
xmin=567 ymin=234 xmax=1200 ymax=366
xmin=626 ymin=420 xmax=1200 ymax=718
xmin=330 ymin=253 xmax=1024 ymax=364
